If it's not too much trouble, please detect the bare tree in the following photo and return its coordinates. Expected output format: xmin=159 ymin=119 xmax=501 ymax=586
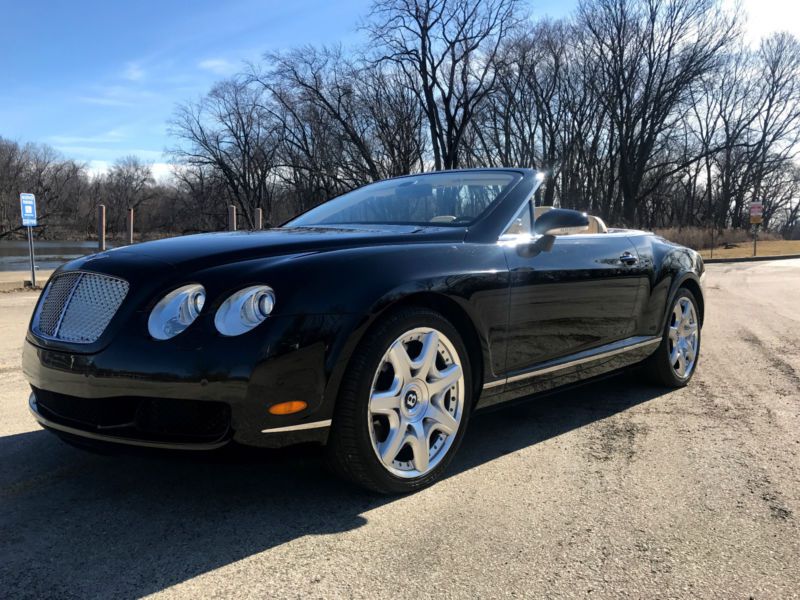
xmin=577 ymin=0 xmax=738 ymax=224
xmin=368 ymin=0 xmax=522 ymax=170
xmin=5 ymin=0 xmax=800 ymax=243
xmin=169 ymin=78 xmax=279 ymax=228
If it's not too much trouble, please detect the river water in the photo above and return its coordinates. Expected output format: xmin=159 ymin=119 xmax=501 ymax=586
xmin=0 ymin=240 xmax=113 ymax=272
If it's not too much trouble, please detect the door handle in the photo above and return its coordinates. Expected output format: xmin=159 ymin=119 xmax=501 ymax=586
xmin=620 ymin=252 xmax=638 ymax=266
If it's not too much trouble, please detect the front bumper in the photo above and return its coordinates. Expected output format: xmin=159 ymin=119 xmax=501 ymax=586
xmin=23 ymin=312 xmax=362 ymax=449
xmin=29 ymin=392 xmax=230 ymax=450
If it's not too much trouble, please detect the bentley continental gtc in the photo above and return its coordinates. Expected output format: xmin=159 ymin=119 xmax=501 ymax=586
xmin=23 ymin=169 xmax=704 ymax=493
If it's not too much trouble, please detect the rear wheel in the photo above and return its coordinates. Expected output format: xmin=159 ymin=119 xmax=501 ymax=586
xmin=643 ymin=287 xmax=701 ymax=387
xmin=327 ymin=307 xmax=472 ymax=494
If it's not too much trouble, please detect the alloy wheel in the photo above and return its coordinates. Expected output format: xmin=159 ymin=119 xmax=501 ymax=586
xmin=367 ymin=327 xmax=465 ymax=478
xmin=668 ymin=297 xmax=699 ymax=379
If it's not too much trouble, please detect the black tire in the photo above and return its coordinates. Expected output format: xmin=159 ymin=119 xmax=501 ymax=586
xmin=326 ymin=307 xmax=473 ymax=494
xmin=643 ymin=287 xmax=701 ymax=388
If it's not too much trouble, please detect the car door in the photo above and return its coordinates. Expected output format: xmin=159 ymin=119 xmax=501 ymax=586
xmin=500 ymin=202 xmax=644 ymax=378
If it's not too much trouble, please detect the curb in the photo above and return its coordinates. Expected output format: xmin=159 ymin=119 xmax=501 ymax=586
xmin=0 ymin=271 xmax=53 ymax=292
xmin=0 ymin=281 xmax=42 ymax=293
xmin=704 ymin=253 xmax=800 ymax=264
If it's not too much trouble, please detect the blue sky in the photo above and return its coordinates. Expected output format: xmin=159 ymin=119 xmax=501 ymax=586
xmin=1 ymin=0 xmax=790 ymax=180
xmin=1 ymin=0 xmax=385 ymax=178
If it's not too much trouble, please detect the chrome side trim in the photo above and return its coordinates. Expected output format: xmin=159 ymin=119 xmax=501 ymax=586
xmin=261 ymin=419 xmax=332 ymax=434
xmin=28 ymin=393 xmax=229 ymax=451
xmin=482 ymin=379 xmax=506 ymax=390
xmin=483 ymin=336 xmax=660 ymax=390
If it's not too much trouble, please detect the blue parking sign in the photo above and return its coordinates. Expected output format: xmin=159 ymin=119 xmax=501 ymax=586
xmin=20 ymin=193 xmax=37 ymax=227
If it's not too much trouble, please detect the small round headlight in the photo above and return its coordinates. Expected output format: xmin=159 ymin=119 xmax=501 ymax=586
xmin=193 ymin=291 xmax=206 ymax=313
xmin=215 ymin=285 xmax=275 ymax=336
xmin=148 ymin=284 xmax=206 ymax=340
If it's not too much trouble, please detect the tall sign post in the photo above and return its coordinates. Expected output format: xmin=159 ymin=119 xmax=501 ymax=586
xmin=19 ymin=193 xmax=37 ymax=287
xmin=749 ymin=201 xmax=763 ymax=257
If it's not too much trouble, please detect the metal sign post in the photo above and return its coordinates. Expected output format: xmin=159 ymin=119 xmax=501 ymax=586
xmin=19 ymin=193 xmax=37 ymax=287
xmin=749 ymin=202 xmax=763 ymax=257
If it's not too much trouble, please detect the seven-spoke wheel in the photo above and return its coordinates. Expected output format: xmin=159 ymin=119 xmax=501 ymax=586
xmin=327 ymin=307 xmax=472 ymax=494
xmin=368 ymin=327 xmax=465 ymax=478
xmin=668 ymin=296 xmax=699 ymax=379
xmin=644 ymin=287 xmax=701 ymax=387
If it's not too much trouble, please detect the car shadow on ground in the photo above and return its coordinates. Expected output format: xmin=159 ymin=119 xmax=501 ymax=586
xmin=0 ymin=372 xmax=668 ymax=598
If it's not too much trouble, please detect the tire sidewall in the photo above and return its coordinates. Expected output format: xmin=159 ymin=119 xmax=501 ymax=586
xmin=657 ymin=288 xmax=701 ymax=387
xmin=343 ymin=309 xmax=473 ymax=493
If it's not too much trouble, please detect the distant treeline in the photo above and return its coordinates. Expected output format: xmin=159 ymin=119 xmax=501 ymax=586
xmin=2 ymin=0 xmax=800 ymax=241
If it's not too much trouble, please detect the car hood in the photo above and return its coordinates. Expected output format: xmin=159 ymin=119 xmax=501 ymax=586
xmin=79 ymin=225 xmax=465 ymax=272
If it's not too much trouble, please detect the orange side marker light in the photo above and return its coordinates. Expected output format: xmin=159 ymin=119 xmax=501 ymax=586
xmin=268 ymin=401 xmax=308 ymax=415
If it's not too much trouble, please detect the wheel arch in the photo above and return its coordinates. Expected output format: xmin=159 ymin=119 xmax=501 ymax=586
xmin=680 ymin=277 xmax=704 ymax=325
xmin=380 ymin=292 xmax=485 ymax=405
xmin=323 ymin=291 xmax=486 ymax=416
xmin=664 ymin=272 xmax=705 ymax=329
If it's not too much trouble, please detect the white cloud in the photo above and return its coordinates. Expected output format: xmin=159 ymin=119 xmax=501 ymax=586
xmin=86 ymin=160 xmax=173 ymax=183
xmin=724 ymin=0 xmax=800 ymax=45
xmin=54 ymin=145 xmax=164 ymax=161
xmin=48 ymin=129 xmax=127 ymax=145
xmin=76 ymin=85 xmax=158 ymax=107
xmin=150 ymin=162 xmax=174 ymax=182
xmin=77 ymin=95 xmax=135 ymax=107
xmin=86 ymin=160 xmax=111 ymax=177
xmin=198 ymin=58 xmax=238 ymax=76
xmin=123 ymin=62 xmax=145 ymax=81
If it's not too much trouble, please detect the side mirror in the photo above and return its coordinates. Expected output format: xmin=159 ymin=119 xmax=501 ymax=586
xmin=516 ymin=234 xmax=555 ymax=258
xmin=533 ymin=208 xmax=590 ymax=236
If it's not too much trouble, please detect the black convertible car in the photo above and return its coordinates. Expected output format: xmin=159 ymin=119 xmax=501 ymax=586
xmin=23 ymin=168 xmax=704 ymax=493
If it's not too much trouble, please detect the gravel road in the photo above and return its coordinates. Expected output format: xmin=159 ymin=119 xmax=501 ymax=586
xmin=1 ymin=260 xmax=798 ymax=598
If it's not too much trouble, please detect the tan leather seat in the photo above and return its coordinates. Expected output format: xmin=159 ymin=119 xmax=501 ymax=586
xmin=586 ymin=216 xmax=608 ymax=234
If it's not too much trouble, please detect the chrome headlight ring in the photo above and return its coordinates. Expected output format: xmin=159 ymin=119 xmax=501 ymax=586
xmin=214 ymin=285 xmax=276 ymax=337
xmin=148 ymin=284 xmax=206 ymax=340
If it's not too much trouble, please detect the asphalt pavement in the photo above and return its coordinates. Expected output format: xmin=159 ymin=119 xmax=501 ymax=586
xmin=1 ymin=260 xmax=798 ymax=598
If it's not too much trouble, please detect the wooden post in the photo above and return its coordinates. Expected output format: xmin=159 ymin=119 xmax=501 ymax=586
xmin=228 ymin=205 xmax=237 ymax=231
xmin=98 ymin=204 xmax=106 ymax=251
xmin=255 ymin=208 xmax=263 ymax=230
xmin=127 ymin=208 xmax=134 ymax=245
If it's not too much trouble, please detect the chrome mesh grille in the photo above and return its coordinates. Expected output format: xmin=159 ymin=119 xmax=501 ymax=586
xmin=34 ymin=272 xmax=129 ymax=344
xmin=36 ymin=272 xmax=83 ymax=337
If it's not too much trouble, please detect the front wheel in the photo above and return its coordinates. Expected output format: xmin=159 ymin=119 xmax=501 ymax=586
xmin=327 ymin=307 xmax=472 ymax=494
xmin=643 ymin=287 xmax=701 ymax=387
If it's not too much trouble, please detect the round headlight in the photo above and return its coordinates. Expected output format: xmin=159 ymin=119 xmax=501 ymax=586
xmin=214 ymin=285 xmax=275 ymax=336
xmin=148 ymin=284 xmax=206 ymax=340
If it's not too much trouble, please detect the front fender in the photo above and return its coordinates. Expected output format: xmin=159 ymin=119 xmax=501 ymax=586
xmin=201 ymin=242 xmax=510 ymax=414
xmin=627 ymin=236 xmax=705 ymax=336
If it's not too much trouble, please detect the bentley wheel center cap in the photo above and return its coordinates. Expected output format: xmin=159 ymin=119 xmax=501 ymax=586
xmin=400 ymin=382 xmax=428 ymax=420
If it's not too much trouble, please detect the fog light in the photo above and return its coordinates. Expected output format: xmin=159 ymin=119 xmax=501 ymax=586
xmin=268 ymin=401 xmax=308 ymax=415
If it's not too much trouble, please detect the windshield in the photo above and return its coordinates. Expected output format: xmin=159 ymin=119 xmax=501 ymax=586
xmin=286 ymin=172 xmax=518 ymax=227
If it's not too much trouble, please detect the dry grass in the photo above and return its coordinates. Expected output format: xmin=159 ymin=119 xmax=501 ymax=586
xmin=652 ymin=226 xmax=781 ymax=251
xmin=652 ymin=227 xmax=800 ymax=258
xmin=697 ymin=239 xmax=800 ymax=259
